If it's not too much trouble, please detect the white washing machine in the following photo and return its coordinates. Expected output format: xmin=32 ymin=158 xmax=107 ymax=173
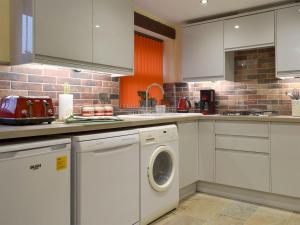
xmin=139 ymin=125 xmax=179 ymax=225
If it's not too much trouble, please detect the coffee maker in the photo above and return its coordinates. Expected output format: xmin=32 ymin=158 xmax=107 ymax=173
xmin=199 ymin=89 xmax=216 ymax=115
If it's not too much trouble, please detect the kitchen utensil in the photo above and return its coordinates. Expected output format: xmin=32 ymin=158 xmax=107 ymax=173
xmin=287 ymin=89 xmax=300 ymax=100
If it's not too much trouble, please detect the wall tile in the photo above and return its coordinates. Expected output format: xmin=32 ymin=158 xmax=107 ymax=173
xmin=11 ymin=82 xmax=42 ymax=91
xmin=28 ymin=75 xmax=56 ymax=84
xmin=0 ymin=81 xmax=10 ymax=89
xmin=0 ymin=72 xmax=27 ymax=82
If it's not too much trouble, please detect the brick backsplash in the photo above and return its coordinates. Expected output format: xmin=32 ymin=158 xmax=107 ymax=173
xmin=1 ymin=47 xmax=299 ymax=117
xmin=164 ymin=47 xmax=300 ymax=115
xmin=0 ymin=64 xmax=119 ymax=115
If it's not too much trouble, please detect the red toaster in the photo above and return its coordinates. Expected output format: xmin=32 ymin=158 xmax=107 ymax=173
xmin=0 ymin=96 xmax=55 ymax=125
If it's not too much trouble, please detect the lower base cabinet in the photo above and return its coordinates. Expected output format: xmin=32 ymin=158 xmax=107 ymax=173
xmin=178 ymin=120 xmax=300 ymax=200
xmin=178 ymin=121 xmax=199 ymax=189
xmin=271 ymin=123 xmax=300 ymax=198
xmin=216 ymin=150 xmax=270 ymax=192
xmin=198 ymin=121 xmax=214 ymax=182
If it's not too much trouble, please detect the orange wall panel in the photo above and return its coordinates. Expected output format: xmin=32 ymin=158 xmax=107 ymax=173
xmin=120 ymin=34 xmax=163 ymax=108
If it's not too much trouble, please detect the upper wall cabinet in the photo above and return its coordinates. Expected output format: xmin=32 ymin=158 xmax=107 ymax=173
xmin=182 ymin=21 xmax=233 ymax=81
xmin=35 ymin=0 xmax=93 ymax=63
xmin=224 ymin=12 xmax=275 ymax=51
xmin=93 ymin=0 xmax=134 ymax=71
xmin=276 ymin=5 xmax=300 ymax=77
xmin=0 ymin=0 xmax=10 ymax=63
xmin=10 ymin=0 xmax=134 ymax=75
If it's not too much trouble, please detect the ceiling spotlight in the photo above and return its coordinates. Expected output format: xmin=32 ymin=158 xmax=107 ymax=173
xmin=201 ymin=0 xmax=208 ymax=5
xmin=234 ymin=25 xmax=240 ymax=29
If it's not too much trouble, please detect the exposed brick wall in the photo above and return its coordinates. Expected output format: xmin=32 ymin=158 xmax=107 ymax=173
xmin=2 ymin=48 xmax=300 ymax=116
xmin=0 ymin=64 xmax=119 ymax=115
xmin=164 ymin=47 xmax=300 ymax=115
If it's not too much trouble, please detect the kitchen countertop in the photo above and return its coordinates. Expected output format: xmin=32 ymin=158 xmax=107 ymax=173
xmin=1 ymin=114 xmax=300 ymax=140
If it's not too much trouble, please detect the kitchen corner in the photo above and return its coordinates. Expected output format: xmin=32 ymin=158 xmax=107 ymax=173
xmin=2 ymin=1 xmax=300 ymax=225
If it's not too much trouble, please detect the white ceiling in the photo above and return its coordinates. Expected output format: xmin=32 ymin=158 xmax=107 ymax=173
xmin=134 ymin=0 xmax=293 ymax=24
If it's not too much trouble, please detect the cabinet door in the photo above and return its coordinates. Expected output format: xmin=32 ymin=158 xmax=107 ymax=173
xmin=35 ymin=0 xmax=93 ymax=62
xmin=271 ymin=123 xmax=300 ymax=198
xmin=93 ymin=0 xmax=134 ymax=71
xmin=276 ymin=6 xmax=300 ymax=75
xmin=216 ymin=150 xmax=270 ymax=192
xmin=178 ymin=121 xmax=199 ymax=188
xmin=224 ymin=12 xmax=274 ymax=50
xmin=0 ymin=0 xmax=10 ymax=63
xmin=198 ymin=121 xmax=214 ymax=182
xmin=182 ymin=21 xmax=224 ymax=81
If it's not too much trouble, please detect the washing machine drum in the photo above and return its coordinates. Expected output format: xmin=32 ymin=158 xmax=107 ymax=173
xmin=148 ymin=145 xmax=176 ymax=192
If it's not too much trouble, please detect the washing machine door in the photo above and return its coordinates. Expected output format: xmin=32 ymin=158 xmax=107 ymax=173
xmin=148 ymin=145 xmax=176 ymax=192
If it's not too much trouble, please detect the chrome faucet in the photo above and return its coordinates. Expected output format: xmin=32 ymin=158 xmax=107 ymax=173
xmin=145 ymin=83 xmax=165 ymax=111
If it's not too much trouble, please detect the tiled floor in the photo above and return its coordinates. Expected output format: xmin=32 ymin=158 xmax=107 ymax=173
xmin=151 ymin=194 xmax=300 ymax=225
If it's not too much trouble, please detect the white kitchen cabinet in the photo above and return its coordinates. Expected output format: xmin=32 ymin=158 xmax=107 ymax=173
xmin=11 ymin=0 xmax=134 ymax=74
xmin=198 ymin=121 xmax=214 ymax=182
xmin=215 ymin=121 xmax=269 ymax=137
xmin=182 ymin=21 xmax=230 ymax=81
xmin=35 ymin=0 xmax=93 ymax=62
xmin=93 ymin=0 xmax=134 ymax=71
xmin=215 ymin=121 xmax=270 ymax=192
xmin=216 ymin=135 xmax=269 ymax=154
xmin=224 ymin=12 xmax=275 ymax=50
xmin=276 ymin=5 xmax=300 ymax=77
xmin=216 ymin=150 xmax=270 ymax=192
xmin=178 ymin=121 xmax=199 ymax=188
xmin=271 ymin=123 xmax=300 ymax=198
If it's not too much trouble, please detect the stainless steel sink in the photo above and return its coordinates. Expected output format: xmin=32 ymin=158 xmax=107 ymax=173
xmin=118 ymin=113 xmax=202 ymax=120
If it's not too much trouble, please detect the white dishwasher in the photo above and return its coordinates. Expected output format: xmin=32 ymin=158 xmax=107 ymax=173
xmin=0 ymin=138 xmax=71 ymax=225
xmin=72 ymin=130 xmax=140 ymax=225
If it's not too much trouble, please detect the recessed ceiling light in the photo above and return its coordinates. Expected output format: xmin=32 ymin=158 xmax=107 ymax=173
xmin=298 ymin=8 xmax=300 ymax=12
xmin=201 ymin=0 xmax=208 ymax=5
xmin=234 ymin=25 xmax=240 ymax=29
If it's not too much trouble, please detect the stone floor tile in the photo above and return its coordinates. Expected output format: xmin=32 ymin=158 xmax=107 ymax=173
xmin=244 ymin=207 xmax=292 ymax=225
xmin=180 ymin=194 xmax=231 ymax=220
xmin=220 ymin=201 xmax=258 ymax=221
xmin=204 ymin=214 xmax=244 ymax=225
xmin=286 ymin=213 xmax=300 ymax=225
xmin=161 ymin=214 xmax=205 ymax=225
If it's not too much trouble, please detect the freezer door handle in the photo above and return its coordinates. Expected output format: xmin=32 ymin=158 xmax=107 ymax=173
xmin=51 ymin=144 xmax=69 ymax=151
xmin=0 ymin=144 xmax=70 ymax=160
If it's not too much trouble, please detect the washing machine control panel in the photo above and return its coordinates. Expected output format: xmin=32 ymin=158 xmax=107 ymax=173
xmin=140 ymin=126 xmax=178 ymax=146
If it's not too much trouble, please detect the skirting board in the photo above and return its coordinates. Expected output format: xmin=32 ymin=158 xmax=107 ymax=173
xmin=180 ymin=183 xmax=197 ymax=201
xmin=197 ymin=181 xmax=300 ymax=213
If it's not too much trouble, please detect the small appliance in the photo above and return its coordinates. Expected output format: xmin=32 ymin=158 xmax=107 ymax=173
xmin=199 ymin=89 xmax=216 ymax=115
xmin=0 ymin=96 xmax=55 ymax=125
xmin=177 ymin=97 xmax=191 ymax=113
